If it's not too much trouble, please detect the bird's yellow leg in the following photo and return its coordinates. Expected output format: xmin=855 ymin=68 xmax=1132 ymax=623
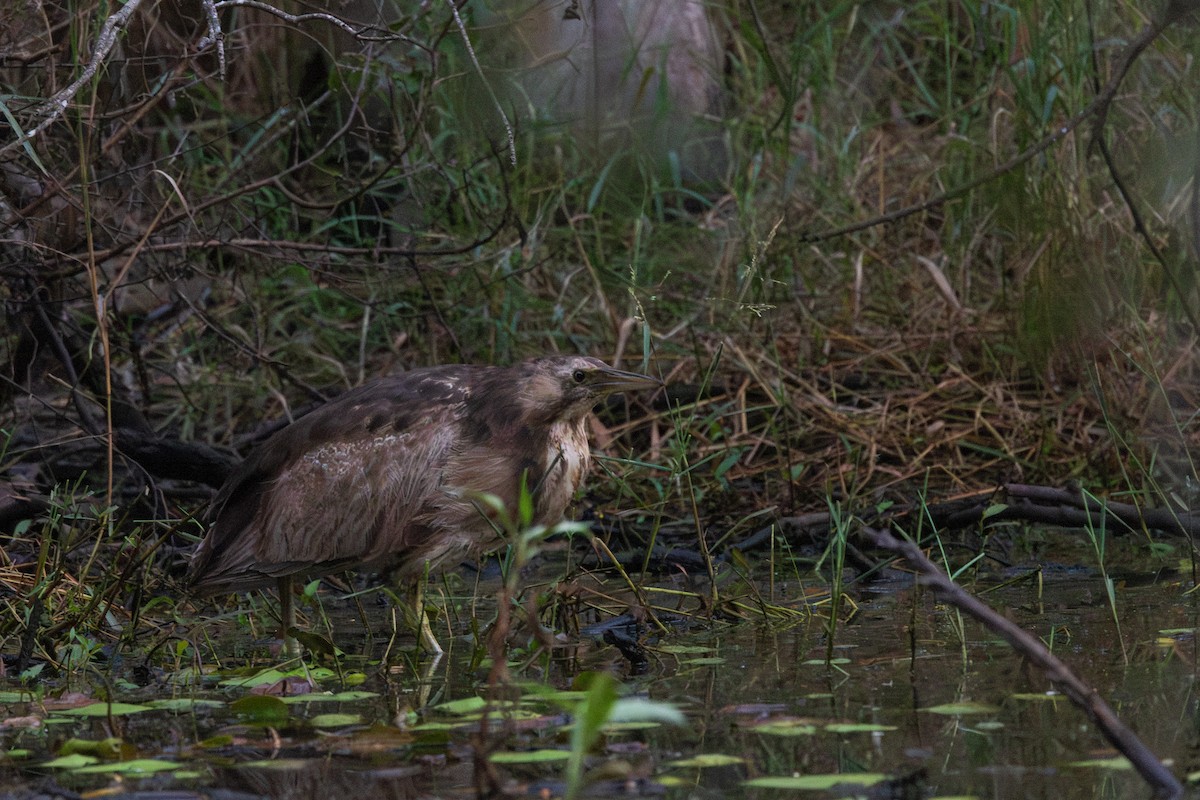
xmin=277 ymin=576 xmax=298 ymax=656
xmin=410 ymin=579 xmax=443 ymax=655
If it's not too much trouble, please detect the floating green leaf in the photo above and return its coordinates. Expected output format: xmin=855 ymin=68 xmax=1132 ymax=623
xmin=198 ymin=734 xmax=234 ymax=748
xmin=921 ymin=702 xmax=999 ymax=715
xmin=601 ymin=721 xmax=663 ymax=732
xmin=309 ymin=713 xmax=362 ymax=728
xmin=409 ymin=721 xmax=462 ymax=731
xmin=749 ymin=718 xmax=817 ymax=736
xmin=40 ymin=753 xmax=99 ymax=769
xmin=434 ymin=697 xmax=489 ymax=715
xmin=55 ymin=703 xmax=152 ymax=717
xmin=59 ymin=737 xmax=123 ymax=758
xmin=283 ymin=690 xmax=378 ymax=703
xmin=75 ymin=759 xmax=183 ymax=775
xmin=230 ymin=695 xmax=290 ymax=724
xmin=824 ymin=722 xmax=897 ymax=733
xmin=1066 ymin=757 xmax=1132 ymax=770
xmin=220 ymin=669 xmax=289 ymax=688
xmin=146 ymin=698 xmax=225 ymax=712
xmin=744 ymin=773 xmax=888 ymax=789
xmin=490 ymin=749 xmax=571 ymax=763
xmin=236 ymin=758 xmax=309 ymax=770
xmin=515 ymin=682 xmax=588 ymax=705
xmin=667 ymin=753 xmax=745 ymax=768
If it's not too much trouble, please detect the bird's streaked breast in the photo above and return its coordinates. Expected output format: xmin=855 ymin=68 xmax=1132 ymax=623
xmin=535 ymin=418 xmax=590 ymax=523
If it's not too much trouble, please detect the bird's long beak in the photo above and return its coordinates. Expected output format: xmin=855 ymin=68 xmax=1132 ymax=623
xmin=593 ymin=364 xmax=663 ymax=395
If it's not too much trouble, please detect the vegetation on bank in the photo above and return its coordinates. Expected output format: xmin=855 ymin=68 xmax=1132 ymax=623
xmin=0 ymin=0 xmax=1198 ymax=675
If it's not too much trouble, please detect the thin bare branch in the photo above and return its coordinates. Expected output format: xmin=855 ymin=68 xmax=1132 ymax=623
xmin=212 ymin=0 xmax=423 ymax=46
xmin=0 ymin=0 xmax=145 ymax=160
xmin=198 ymin=0 xmax=227 ymax=79
xmin=446 ymin=0 xmax=516 ymax=166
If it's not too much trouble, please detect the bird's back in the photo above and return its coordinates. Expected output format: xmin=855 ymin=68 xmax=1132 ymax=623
xmin=186 ymin=361 xmax=590 ymax=595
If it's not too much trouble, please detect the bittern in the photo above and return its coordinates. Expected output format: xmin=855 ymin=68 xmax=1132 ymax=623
xmin=187 ymin=355 xmax=659 ymax=651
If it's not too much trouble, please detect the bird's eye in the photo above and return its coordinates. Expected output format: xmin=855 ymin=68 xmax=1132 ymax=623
xmin=572 ymin=369 xmax=587 ymax=383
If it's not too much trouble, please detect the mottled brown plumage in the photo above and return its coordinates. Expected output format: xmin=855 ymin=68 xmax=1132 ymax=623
xmin=187 ymin=356 xmax=658 ymax=643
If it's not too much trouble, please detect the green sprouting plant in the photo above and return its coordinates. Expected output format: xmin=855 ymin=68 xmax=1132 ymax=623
xmin=1080 ymin=487 xmax=1127 ymax=663
xmin=561 ymin=672 xmax=683 ymax=800
xmin=820 ymin=500 xmax=850 ymax=664
xmin=57 ymin=628 xmax=106 ymax=685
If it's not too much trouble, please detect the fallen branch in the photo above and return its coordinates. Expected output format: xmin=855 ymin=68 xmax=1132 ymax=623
xmin=863 ymin=525 xmax=1182 ymax=800
xmin=755 ymin=483 xmax=1200 ymax=549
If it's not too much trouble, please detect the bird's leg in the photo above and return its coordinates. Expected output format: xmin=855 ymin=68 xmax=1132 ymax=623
xmin=277 ymin=575 xmax=298 ymax=656
xmin=410 ymin=579 xmax=443 ymax=655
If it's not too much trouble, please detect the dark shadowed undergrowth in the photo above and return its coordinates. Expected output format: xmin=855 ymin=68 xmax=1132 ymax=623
xmin=2 ymin=0 xmax=1200 ymax=796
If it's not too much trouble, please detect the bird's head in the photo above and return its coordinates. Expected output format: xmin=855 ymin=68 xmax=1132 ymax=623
xmin=519 ymin=356 xmax=661 ymax=425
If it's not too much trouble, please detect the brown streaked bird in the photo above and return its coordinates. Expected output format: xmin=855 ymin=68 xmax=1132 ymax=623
xmin=186 ymin=355 xmax=660 ymax=651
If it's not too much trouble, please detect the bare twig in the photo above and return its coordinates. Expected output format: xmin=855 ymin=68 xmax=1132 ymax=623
xmin=445 ymin=0 xmax=516 ymax=166
xmin=0 ymin=0 xmax=145 ymax=159
xmin=864 ymin=525 xmax=1183 ymax=800
xmin=211 ymin=0 xmax=423 ymax=46
xmin=198 ymin=0 xmax=227 ymax=80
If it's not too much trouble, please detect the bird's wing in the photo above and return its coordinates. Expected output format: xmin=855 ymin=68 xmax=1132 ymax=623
xmin=187 ymin=367 xmax=483 ymax=593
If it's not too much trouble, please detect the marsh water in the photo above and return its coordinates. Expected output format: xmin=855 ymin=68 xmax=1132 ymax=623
xmin=2 ymin=537 xmax=1198 ymax=800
